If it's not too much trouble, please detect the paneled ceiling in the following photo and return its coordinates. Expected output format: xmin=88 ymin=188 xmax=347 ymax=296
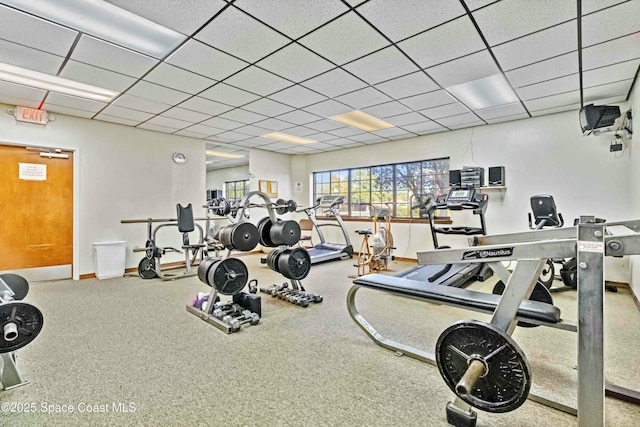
xmin=0 ymin=0 xmax=638 ymax=169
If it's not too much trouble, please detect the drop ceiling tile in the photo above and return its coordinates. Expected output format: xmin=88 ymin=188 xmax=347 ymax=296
xmin=128 ymin=81 xmax=191 ymax=105
xmin=438 ymin=113 xmax=480 ymax=127
xmin=43 ymin=105 xmax=95 ymax=119
xmin=138 ymin=123 xmax=179 ymax=133
xmin=281 ymin=126 xmax=317 ymax=137
xmin=161 ymin=107 xmax=211 ymax=123
xmin=492 ymin=21 xmax=577 ymax=71
xmin=94 ymin=114 xmax=142 ymax=126
xmin=420 ymin=102 xmax=470 ymax=119
xmin=301 ymin=68 xmax=368 ymax=97
xmin=412 ymin=127 xmax=447 ymax=135
xmin=199 ymin=83 xmax=261 ymax=107
xmin=216 ymin=131 xmax=253 ymax=141
xmin=276 ymin=109 xmax=322 ymax=125
xmin=475 ymin=103 xmax=527 ymax=120
xmin=362 ymin=101 xmax=412 ymax=118
xmin=303 ymin=100 xmax=353 ymax=117
xmin=505 ymin=52 xmax=578 ymax=88
xmin=371 ymin=127 xmax=414 ymax=138
xmin=166 ymin=39 xmax=248 ymax=80
xmin=345 ymin=0 xmax=368 ymax=6
xmin=269 ymin=85 xmax=327 ymax=109
xmin=524 ymin=90 xmax=581 ymax=111
xmin=0 ymin=6 xmax=78 ymax=56
xmin=343 ymin=46 xmax=420 ymax=85
xmin=583 ymin=79 xmax=633 ymax=101
xmin=582 ymin=0 xmax=627 ymax=14
xmin=335 ymin=87 xmax=392 ymax=109
xmin=304 ymin=119 xmax=348 ymax=132
xmin=388 ymin=134 xmax=418 ymax=141
xmin=0 ymin=94 xmax=41 ymax=108
xmin=144 ymin=63 xmax=216 ymax=95
xmin=516 ymin=75 xmax=579 ymax=101
xmin=242 ymin=98 xmax=295 ymax=116
xmin=582 ymin=33 xmax=640 ymax=70
xmin=582 ymin=1 xmax=640 ymax=47
xmin=358 ymin=0 xmax=465 ymax=42
xmin=256 ymin=43 xmax=335 ymax=83
xmin=200 ymin=117 xmax=244 ymax=130
xmin=59 ymin=60 xmax=135 ymax=92
xmin=234 ymin=0 xmax=349 ymax=39
xmin=375 ymin=71 xmax=440 ymax=99
xmin=195 ymin=7 xmax=290 ymax=63
xmin=43 ymin=93 xmax=106 ymax=112
xmin=400 ymin=90 xmax=455 ymax=110
xmin=259 ymin=141 xmax=296 ymax=150
xmin=205 ymin=136 xmax=235 ymax=144
xmin=0 ymin=39 xmax=65 ymax=74
xmin=530 ymin=104 xmax=581 ymax=116
xmin=105 ymin=0 xmax=227 ymax=35
xmin=449 ymin=120 xmax=485 ymax=130
xmin=225 ymin=66 xmax=293 ymax=96
xmin=298 ymin=12 xmax=390 ymax=65
xmin=71 ymin=35 xmax=157 ymax=78
xmin=485 ymin=113 xmax=530 ymax=124
xmin=145 ymin=115 xmax=192 ymax=129
xmin=111 ymin=94 xmax=171 ymax=114
xmin=383 ymin=112 xmax=429 ymax=126
xmin=232 ymin=125 xmax=272 ymax=137
xmin=464 ymin=0 xmax=501 ymax=11
xmin=233 ymin=137 xmax=273 ymax=148
xmin=473 ymin=0 xmax=576 ymax=46
xmin=178 ymin=97 xmax=234 ymax=116
xmin=583 ymin=59 xmax=640 ymax=88
xmin=328 ymin=127 xmax=364 ymax=137
xmin=426 ymin=51 xmax=500 ymax=88
xmin=252 ymin=118 xmax=294 ymax=131
xmin=174 ymin=129 xmax=209 ymax=139
xmin=398 ymin=16 xmax=485 ymax=69
xmin=183 ymin=124 xmax=227 ymax=136
xmin=219 ymin=108 xmax=269 ymax=124
xmin=347 ymin=134 xmax=387 ymax=143
xmin=333 ymin=141 xmax=366 ymax=149
xmin=305 ymin=133 xmax=341 ymax=142
xmin=401 ymin=120 xmax=445 ymax=133
xmin=100 ymin=105 xmax=155 ymax=121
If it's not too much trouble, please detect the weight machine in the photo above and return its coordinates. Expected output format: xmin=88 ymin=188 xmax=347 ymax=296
xmin=347 ymin=216 xmax=640 ymax=427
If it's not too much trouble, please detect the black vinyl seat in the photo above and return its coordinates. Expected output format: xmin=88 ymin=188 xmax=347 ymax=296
xmin=176 ymin=204 xmax=206 ymax=250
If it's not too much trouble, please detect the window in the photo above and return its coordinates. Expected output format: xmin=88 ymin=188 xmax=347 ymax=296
xmin=224 ymin=179 xmax=249 ymax=204
xmin=313 ymin=158 xmax=449 ymax=218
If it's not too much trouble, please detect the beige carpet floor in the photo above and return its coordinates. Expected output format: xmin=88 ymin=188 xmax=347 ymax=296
xmin=1 ymin=255 xmax=639 ymax=426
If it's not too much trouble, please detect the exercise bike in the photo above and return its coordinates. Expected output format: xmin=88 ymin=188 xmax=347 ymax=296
xmin=352 ymin=203 xmax=395 ymax=277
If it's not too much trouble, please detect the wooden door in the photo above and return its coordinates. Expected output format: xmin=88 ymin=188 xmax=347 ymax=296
xmin=0 ymin=144 xmax=73 ymax=271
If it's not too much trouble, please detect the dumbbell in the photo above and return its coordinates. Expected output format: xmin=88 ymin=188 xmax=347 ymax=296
xmin=299 ymin=291 xmax=323 ymax=303
xmin=225 ymin=309 xmax=260 ymax=330
xmin=285 ymin=293 xmax=310 ymax=307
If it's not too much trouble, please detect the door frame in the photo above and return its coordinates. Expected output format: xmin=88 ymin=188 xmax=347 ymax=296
xmin=2 ymin=139 xmax=80 ymax=280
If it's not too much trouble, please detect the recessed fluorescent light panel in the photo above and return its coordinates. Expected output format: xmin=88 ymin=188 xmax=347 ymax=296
xmin=206 ymin=150 xmax=245 ymax=159
xmin=446 ymin=74 xmax=519 ymax=110
xmin=1 ymin=0 xmax=185 ymax=58
xmin=0 ymin=62 xmax=118 ymax=102
xmin=262 ymin=132 xmax=316 ymax=145
xmin=330 ymin=110 xmax=394 ymax=132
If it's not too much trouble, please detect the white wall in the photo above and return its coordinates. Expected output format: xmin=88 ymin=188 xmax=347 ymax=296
xmin=247 ymin=148 xmax=294 ymax=223
xmin=292 ymin=108 xmax=633 ymax=281
xmin=0 ymin=103 xmax=206 ymax=277
xmin=628 ymin=80 xmax=639 ymax=299
xmin=206 ymin=164 xmax=249 ymax=193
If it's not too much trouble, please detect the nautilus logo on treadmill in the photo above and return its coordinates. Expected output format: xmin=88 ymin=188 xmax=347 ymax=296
xmin=462 ymin=248 xmax=514 ymax=260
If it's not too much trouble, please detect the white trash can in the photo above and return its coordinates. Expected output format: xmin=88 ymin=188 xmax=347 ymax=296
xmin=93 ymin=241 xmax=127 ymax=279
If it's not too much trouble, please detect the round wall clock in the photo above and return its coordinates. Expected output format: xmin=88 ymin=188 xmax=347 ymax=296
xmin=172 ymin=152 xmax=187 ymax=165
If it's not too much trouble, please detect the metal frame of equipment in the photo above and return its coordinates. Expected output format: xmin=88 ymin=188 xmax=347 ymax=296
xmin=300 ymin=195 xmax=353 ymax=264
xmin=347 ymin=216 xmax=640 ymax=427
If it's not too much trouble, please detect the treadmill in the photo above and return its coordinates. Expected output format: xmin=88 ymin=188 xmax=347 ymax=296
xmin=302 ymin=195 xmax=353 ymax=264
xmin=395 ymin=187 xmax=493 ymax=287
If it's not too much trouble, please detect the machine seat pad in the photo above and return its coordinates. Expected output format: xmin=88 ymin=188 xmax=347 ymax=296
xmin=353 ymin=274 xmax=561 ymax=324
xmin=355 ymin=229 xmax=373 ymax=235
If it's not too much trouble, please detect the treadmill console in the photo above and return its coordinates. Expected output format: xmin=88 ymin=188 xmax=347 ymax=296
xmin=319 ymin=195 xmax=345 ymax=212
xmin=446 ymin=188 xmax=476 ymax=204
xmin=432 ymin=188 xmax=487 ymax=210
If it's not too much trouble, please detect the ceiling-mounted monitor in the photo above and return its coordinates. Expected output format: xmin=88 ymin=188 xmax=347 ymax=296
xmin=579 ymin=104 xmax=621 ymax=133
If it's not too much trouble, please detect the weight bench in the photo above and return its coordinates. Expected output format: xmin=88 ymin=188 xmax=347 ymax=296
xmin=347 ymin=273 xmax=578 ymax=416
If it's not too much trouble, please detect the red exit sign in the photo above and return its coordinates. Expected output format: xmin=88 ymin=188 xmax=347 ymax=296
xmin=15 ymin=106 xmax=48 ymax=125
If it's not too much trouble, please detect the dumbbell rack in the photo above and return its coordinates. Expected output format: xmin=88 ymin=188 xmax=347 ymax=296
xmin=259 ymin=279 xmax=323 ymax=308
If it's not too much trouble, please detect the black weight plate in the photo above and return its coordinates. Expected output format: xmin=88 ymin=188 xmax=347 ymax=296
xmin=436 ymin=320 xmax=531 ymax=413
xmin=257 ymin=217 xmax=275 ymax=247
xmin=0 ymin=274 xmax=29 ymax=300
xmin=197 ymin=257 xmax=219 ymax=286
xmin=538 ymin=259 xmax=555 ymax=289
xmin=217 ymin=199 xmax=231 ymax=216
xmin=275 ymin=199 xmax=288 ymax=215
xmin=208 ymin=258 xmax=248 ymax=295
xmin=0 ymin=301 xmax=44 ymax=353
xmin=230 ymin=222 xmax=260 ymax=252
xmin=278 ymin=247 xmax=311 ymax=280
xmin=492 ymin=280 xmax=553 ymax=328
xmin=145 ymin=239 xmax=155 ymax=260
xmin=287 ymin=199 xmax=297 ymax=213
xmin=560 ymin=258 xmax=577 ymax=289
xmin=138 ymin=257 xmax=157 ymax=279
xmin=265 ymin=249 xmax=283 ymax=273
xmin=270 ymin=220 xmax=301 ymax=246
